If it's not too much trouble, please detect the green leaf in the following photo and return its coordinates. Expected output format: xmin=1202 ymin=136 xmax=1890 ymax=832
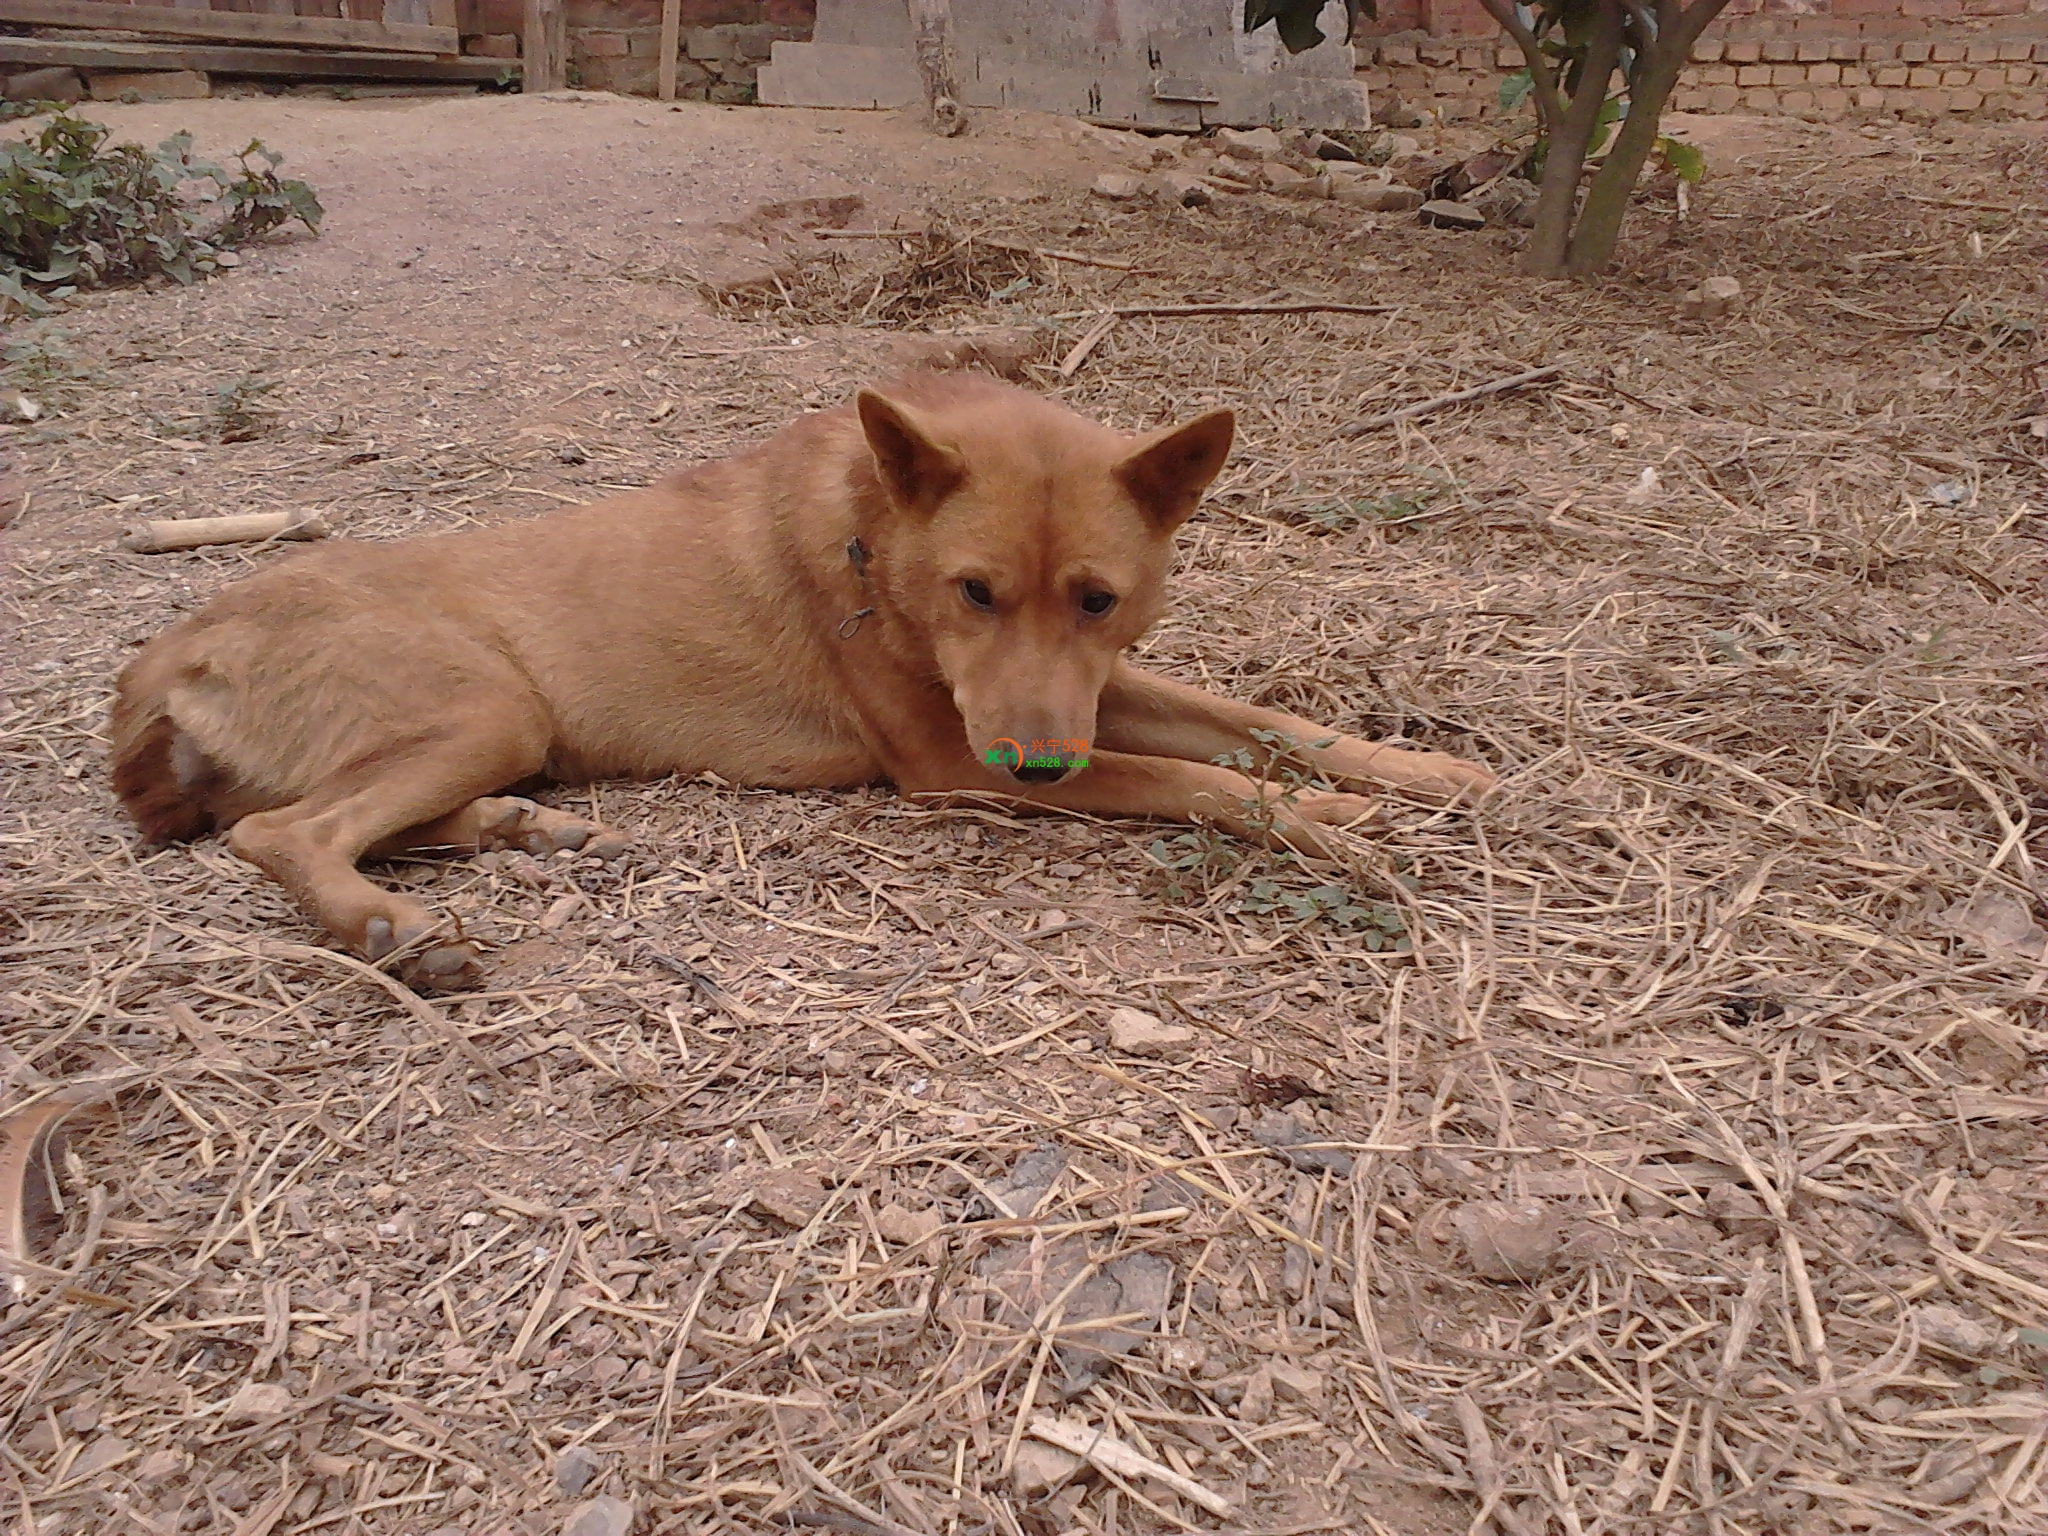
xmin=1499 ymin=70 xmax=1535 ymax=111
xmin=1658 ymin=135 xmax=1705 ymax=183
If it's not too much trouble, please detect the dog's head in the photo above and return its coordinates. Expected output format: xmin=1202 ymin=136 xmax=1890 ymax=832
xmin=856 ymin=381 xmax=1233 ymax=787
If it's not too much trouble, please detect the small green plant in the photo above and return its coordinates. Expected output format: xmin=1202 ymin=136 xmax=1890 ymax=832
xmin=209 ymin=374 xmax=282 ymax=442
xmin=0 ymin=112 xmax=322 ymax=317
xmin=1295 ymin=490 xmax=1432 ymax=532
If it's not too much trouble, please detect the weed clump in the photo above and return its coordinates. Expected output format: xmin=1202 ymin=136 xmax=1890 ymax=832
xmin=0 ymin=112 xmax=322 ymax=315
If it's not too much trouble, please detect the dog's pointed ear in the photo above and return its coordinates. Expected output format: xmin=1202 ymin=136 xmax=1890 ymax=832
xmin=1114 ymin=408 xmax=1235 ymax=529
xmin=857 ymin=389 xmax=965 ymax=514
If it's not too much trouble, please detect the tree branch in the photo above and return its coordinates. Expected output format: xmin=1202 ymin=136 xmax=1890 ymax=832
xmin=1474 ymin=0 xmax=1566 ymax=134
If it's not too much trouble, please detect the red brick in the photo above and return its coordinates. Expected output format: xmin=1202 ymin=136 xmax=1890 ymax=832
xmin=1808 ymin=61 xmax=1841 ymax=83
xmin=1378 ymin=41 xmax=1419 ymax=65
xmin=1967 ymin=42 xmax=2002 ymax=61
xmin=1841 ymin=65 xmax=1869 ymax=84
xmin=1737 ymin=63 xmax=1772 ymax=84
xmin=1781 ymin=87 xmax=1816 ymax=113
xmin=1930 ymin=42 xmax=1967 ymax=60
xmin=1874 ymin=64 xmax=1909 ymax=84
xmin=1770 ymin=61 xmax=1804 ymax=84
xmin=1898 ymin=39 xmax=1934 ymax=61
xmin=2010 ymin=64 xmax=2039 ymax=84
xmin=1997 ymin=42 xmax=2035 ymax=60
xmin=1941 ymin=66 xmax=1974 ymax=84
xmin=1762 ymin=37 xmax=1797 ymax=60
xmin=1694 ymin=38 xmax=1726 ymax=61
xmin=1972 ymin=66 xmax=2005 ymax=86
xmin=464 ymin=31 xmax=517 ymax=56
xmin=1795 ymin=39 xmax=1831 ymax=61
xmin=1947 ymin=86 xmax=1984 ymax=109
xmin=1961 ymin=0 xmax=2028 ymax=11
xmin=1861 ymin=41 xmax=1900 ymax=61
xmin=1706 ymin=83 xmax=1743 ymax=110
xmin=576 ymin=30 xmax=629 ymax=58
xmin=1907 ymin=65 xmax=1941 ymax=85
xmin=762 ymin=0 xmax=813 ymax=24
xmin=1812 ymin=86 xmax=1851 ymax=114
xmin=1422 ymin=0 xmax=1496 ymax=37
xmin=1743 ymin=86 xmax=1781 ymax=111
xmin=1854 ymin=85 xmax=1887 ymax=107
xmin=1900 ymin=0 xmax=1962 ymax=14
xmin=1701 ymin=63 xmax=1739 ymax=83
xmin=1725 ymin=39 xmax=1763 ymax=62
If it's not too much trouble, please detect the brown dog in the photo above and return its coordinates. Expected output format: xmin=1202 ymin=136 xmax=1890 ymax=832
xmin=112 ymin=374 xmax=1495 ymax=987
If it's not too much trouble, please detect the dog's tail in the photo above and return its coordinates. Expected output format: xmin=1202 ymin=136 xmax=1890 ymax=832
xmin=109 ymin=649 xmax=212 ymax=845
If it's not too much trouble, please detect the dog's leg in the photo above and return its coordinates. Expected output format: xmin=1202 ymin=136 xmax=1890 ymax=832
xmin=906 ymin=750 xmax=1378 ymax=860
xmin=365 ymin=797 xmax=629 ymax=861
xmin=226 ymin=726 xmax=546 ymax=990
xmin=1097 ymin=664 xmax=1497 ymax=804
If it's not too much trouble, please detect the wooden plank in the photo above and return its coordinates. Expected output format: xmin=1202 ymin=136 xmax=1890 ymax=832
xmin=520 ymin=0 xmax=562 ymax=92
xmin=656 ymin=0 xmax=678 ymax=101
xmin=0 ymin=0 xmax=458 ymax=55
xmin=0 ymin=35 xmax=513 ymax=77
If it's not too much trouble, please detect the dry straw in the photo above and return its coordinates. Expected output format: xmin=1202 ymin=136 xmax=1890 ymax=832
xmin=2 ymin=123 xmax=2045 ymax=1535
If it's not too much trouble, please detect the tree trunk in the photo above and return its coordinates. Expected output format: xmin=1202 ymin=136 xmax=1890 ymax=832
xmin=909 ymin=0 xmax=966 ymax=136
xmin=1562 ymin=46 xmax=1685 ymax=276
xmin=1520 ymin=1 xmax=1625 ymax=277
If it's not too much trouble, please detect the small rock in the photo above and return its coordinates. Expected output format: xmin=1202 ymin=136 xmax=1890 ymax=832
xmin=1105 ymin=1006 xmax=1193 ymax=1059
xmin=1702 ymin=1183 xmax=1774 ymax=1242
xmin=1214 ymin=125 xmax=1284 ymax=160
xmin=1157 ymin=1337 xmax=1209 ymax=1376
xmin=555 ymin=1445 xmax=602 ymax=1497
xmin=1375 ymin=94 xmax=1426 ymax=129
xmin=1236 ymin=1364 xmax=1276 ymax=1422
xmin=1263 ymin=163 xmax=1329 ymax=198
xmin=1448 ymin=1200 xmax=1563 ymax=1282
xmin=1250 ymin=1110 xmax=1354 ymax=1176
xmin=1091 ymin=172 xmax=1143 ymax=201
xmin=134 ymin=1449 xmax=184 ymax=1485
xmin=748 ymin=1169 xmax=827 ymax=1228
xmin=1680 ymin=274 xmax=1743 ymax=321
xmin=1267 ymin=1359 xmax=1326 ymax=1407
xmin=86 ymin=69 xmax=209 ymax=102
xmin=1141 ymin=171 xmax=1213 ymax=208
xmin=1334 ymin=182 xmax=1423 ymax=213
xmin=1915 ymin=1304 xmax=1999 ymax=1357
xmin=561 ymin=1495 xmax=634 ymax=1536
xmin=875 ymin=1203 xmax=944 ymax=1245
xmin=3 ymin=66 xmax=84 ymax=104
xmin=1419 ymin=199 xmax=1487 ymax=231
xmin=1954 ymin=1006 xmax=2029 ymax=1085
xmin=1012 ymin=1439 xmax=1084 ymax=1496
xmin=69 ymin=1435 xmax=131 ymax=1480
xmin=222 ymin=1382 xmax=296 ymax=1423
xmin=0 ymin=393 xmax=43 ymax=424
xmin=1309 ymin=131 xmax=1359 ymax=162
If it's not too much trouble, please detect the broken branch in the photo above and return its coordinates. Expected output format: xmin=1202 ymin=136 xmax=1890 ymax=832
xmin=1337 ymin=363 xmax=1565 ymax=437
xmin=1027 ymin=1414 xmax=1234 ymax=1516
xmin=118 ymin=511 xmax=330 ymax=554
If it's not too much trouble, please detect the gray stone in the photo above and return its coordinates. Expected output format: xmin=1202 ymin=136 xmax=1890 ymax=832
xmin=1215 ymin=125 xmax=1285 ymax=159
xmin=555 ymin=1445 xmax=602 ymax=1497
xmin=1105 ymin=1006 xmax=1193 ymax=1058
xmin=1449 ymin=1200 xmax=1563 ymax=1282
xmin=1419 ymin=199 xmax=1486 ymax=230
xmin=561 ymin=1495 xmax=634 ymax=1536
xmin=1250 ymin=1111 xmax=1354 ymax=1176
xmin=1334 ymin=182 xmax=1423 ymax=212
xmin=3 ymin=66 xmax=84 ymax=104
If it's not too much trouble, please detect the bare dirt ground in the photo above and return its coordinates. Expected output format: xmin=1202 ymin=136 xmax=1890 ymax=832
xmin=3 ymin=91 xmax=2047 ymax=1536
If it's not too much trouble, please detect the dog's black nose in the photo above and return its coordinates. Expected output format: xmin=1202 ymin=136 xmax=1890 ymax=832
xmin=1012 ymin=763 xmax=1073 ymax=785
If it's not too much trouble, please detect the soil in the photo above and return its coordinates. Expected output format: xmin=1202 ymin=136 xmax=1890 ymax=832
xmin=3 ymin=92 xmax=2047 ymax=1536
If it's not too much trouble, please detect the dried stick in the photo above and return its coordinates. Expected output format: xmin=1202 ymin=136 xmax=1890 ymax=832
xmin=1027 ymin=1415 xmax=1235 ymax=1516
xmin=118 ymin=511 xmax=329 ymax=554
xmin=1337 ymin=363 xmax=1564 ymax=437
xmin=1109 ymin=302 xmax=1396 ymax=319
xmin=1057 ymin=315 xmax=1118 ymax=380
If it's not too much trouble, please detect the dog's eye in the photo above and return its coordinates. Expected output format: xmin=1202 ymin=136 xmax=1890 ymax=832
xmin=962 ymin=579 xmax=995 ymax=611
xmin=1079 ymin=591 xmax=1117 ymax=616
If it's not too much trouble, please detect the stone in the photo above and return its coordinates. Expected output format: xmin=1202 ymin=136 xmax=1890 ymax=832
xmin=555 ymin=1445 xmax=602 ymax=1497
xmin=1915 ymin=1304 xmax=1999 ymax=1357
xmin=1702 ymin=1182 xmax=1774 ymax=1242
xmin=561 ymin=1495 xmax=634 ymax=1536
xmin=86 ymin=69 xmax=209 ymax=102
xmin=1418 ymin=199 xmax=1486 ymax=230
xmin=222 ymin=1382 xmax=296 ymax=1423
xmin=1236 ymin=1364 xmax=1275 ymax=1421
xmin=1214 ymin=125 xmax=1284 ymax=159
xmin=1334 ymin=182 xmax=1423 ymax=212
xmin=875 ymin=1203 xmax=944 ymax=1245
xmin=1309 ymin=130 xmax=1359 ymax=161
xmin=747 ymin=1169 xmax=827 ymax=1228
xmin=1680 ymin=274 xmax=1743 ymax=320
xmin=1105 ymin=1006 xmax=1193 ymax=1058
xmin=1250 ymin=1110 xmax=1353 ymax=1176
xmin=1261 ymin=163 xmax=1327 ymax=198
xmin=1447 ymin=1200 xmax=1564 ymax=1282
xmin=979 ymin=1242 xmax=1174 ymax=1392
xmin=3 ymin=66 xmax=84 ymax=104
xmin=1090 ymin=172 xmax=1143 ymax=201
xmin=1012 ymin=1439 xmax=1084 ymax=1496
xmin=1141 ymin=171 xmax=1213 ymax=208
xmin=1267 ymin=1359 xmax=1326 ymax=1407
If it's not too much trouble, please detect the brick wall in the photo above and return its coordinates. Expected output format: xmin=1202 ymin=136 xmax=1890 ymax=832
xmin=1357 ymin=4 xmax=2048 ymax=120
xmin=459 ymin=0 xmax=814 ymax=98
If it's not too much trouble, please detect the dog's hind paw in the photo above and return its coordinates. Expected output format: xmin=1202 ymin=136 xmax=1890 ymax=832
xmin=474 ymin=797 xmax=628 ymax=859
